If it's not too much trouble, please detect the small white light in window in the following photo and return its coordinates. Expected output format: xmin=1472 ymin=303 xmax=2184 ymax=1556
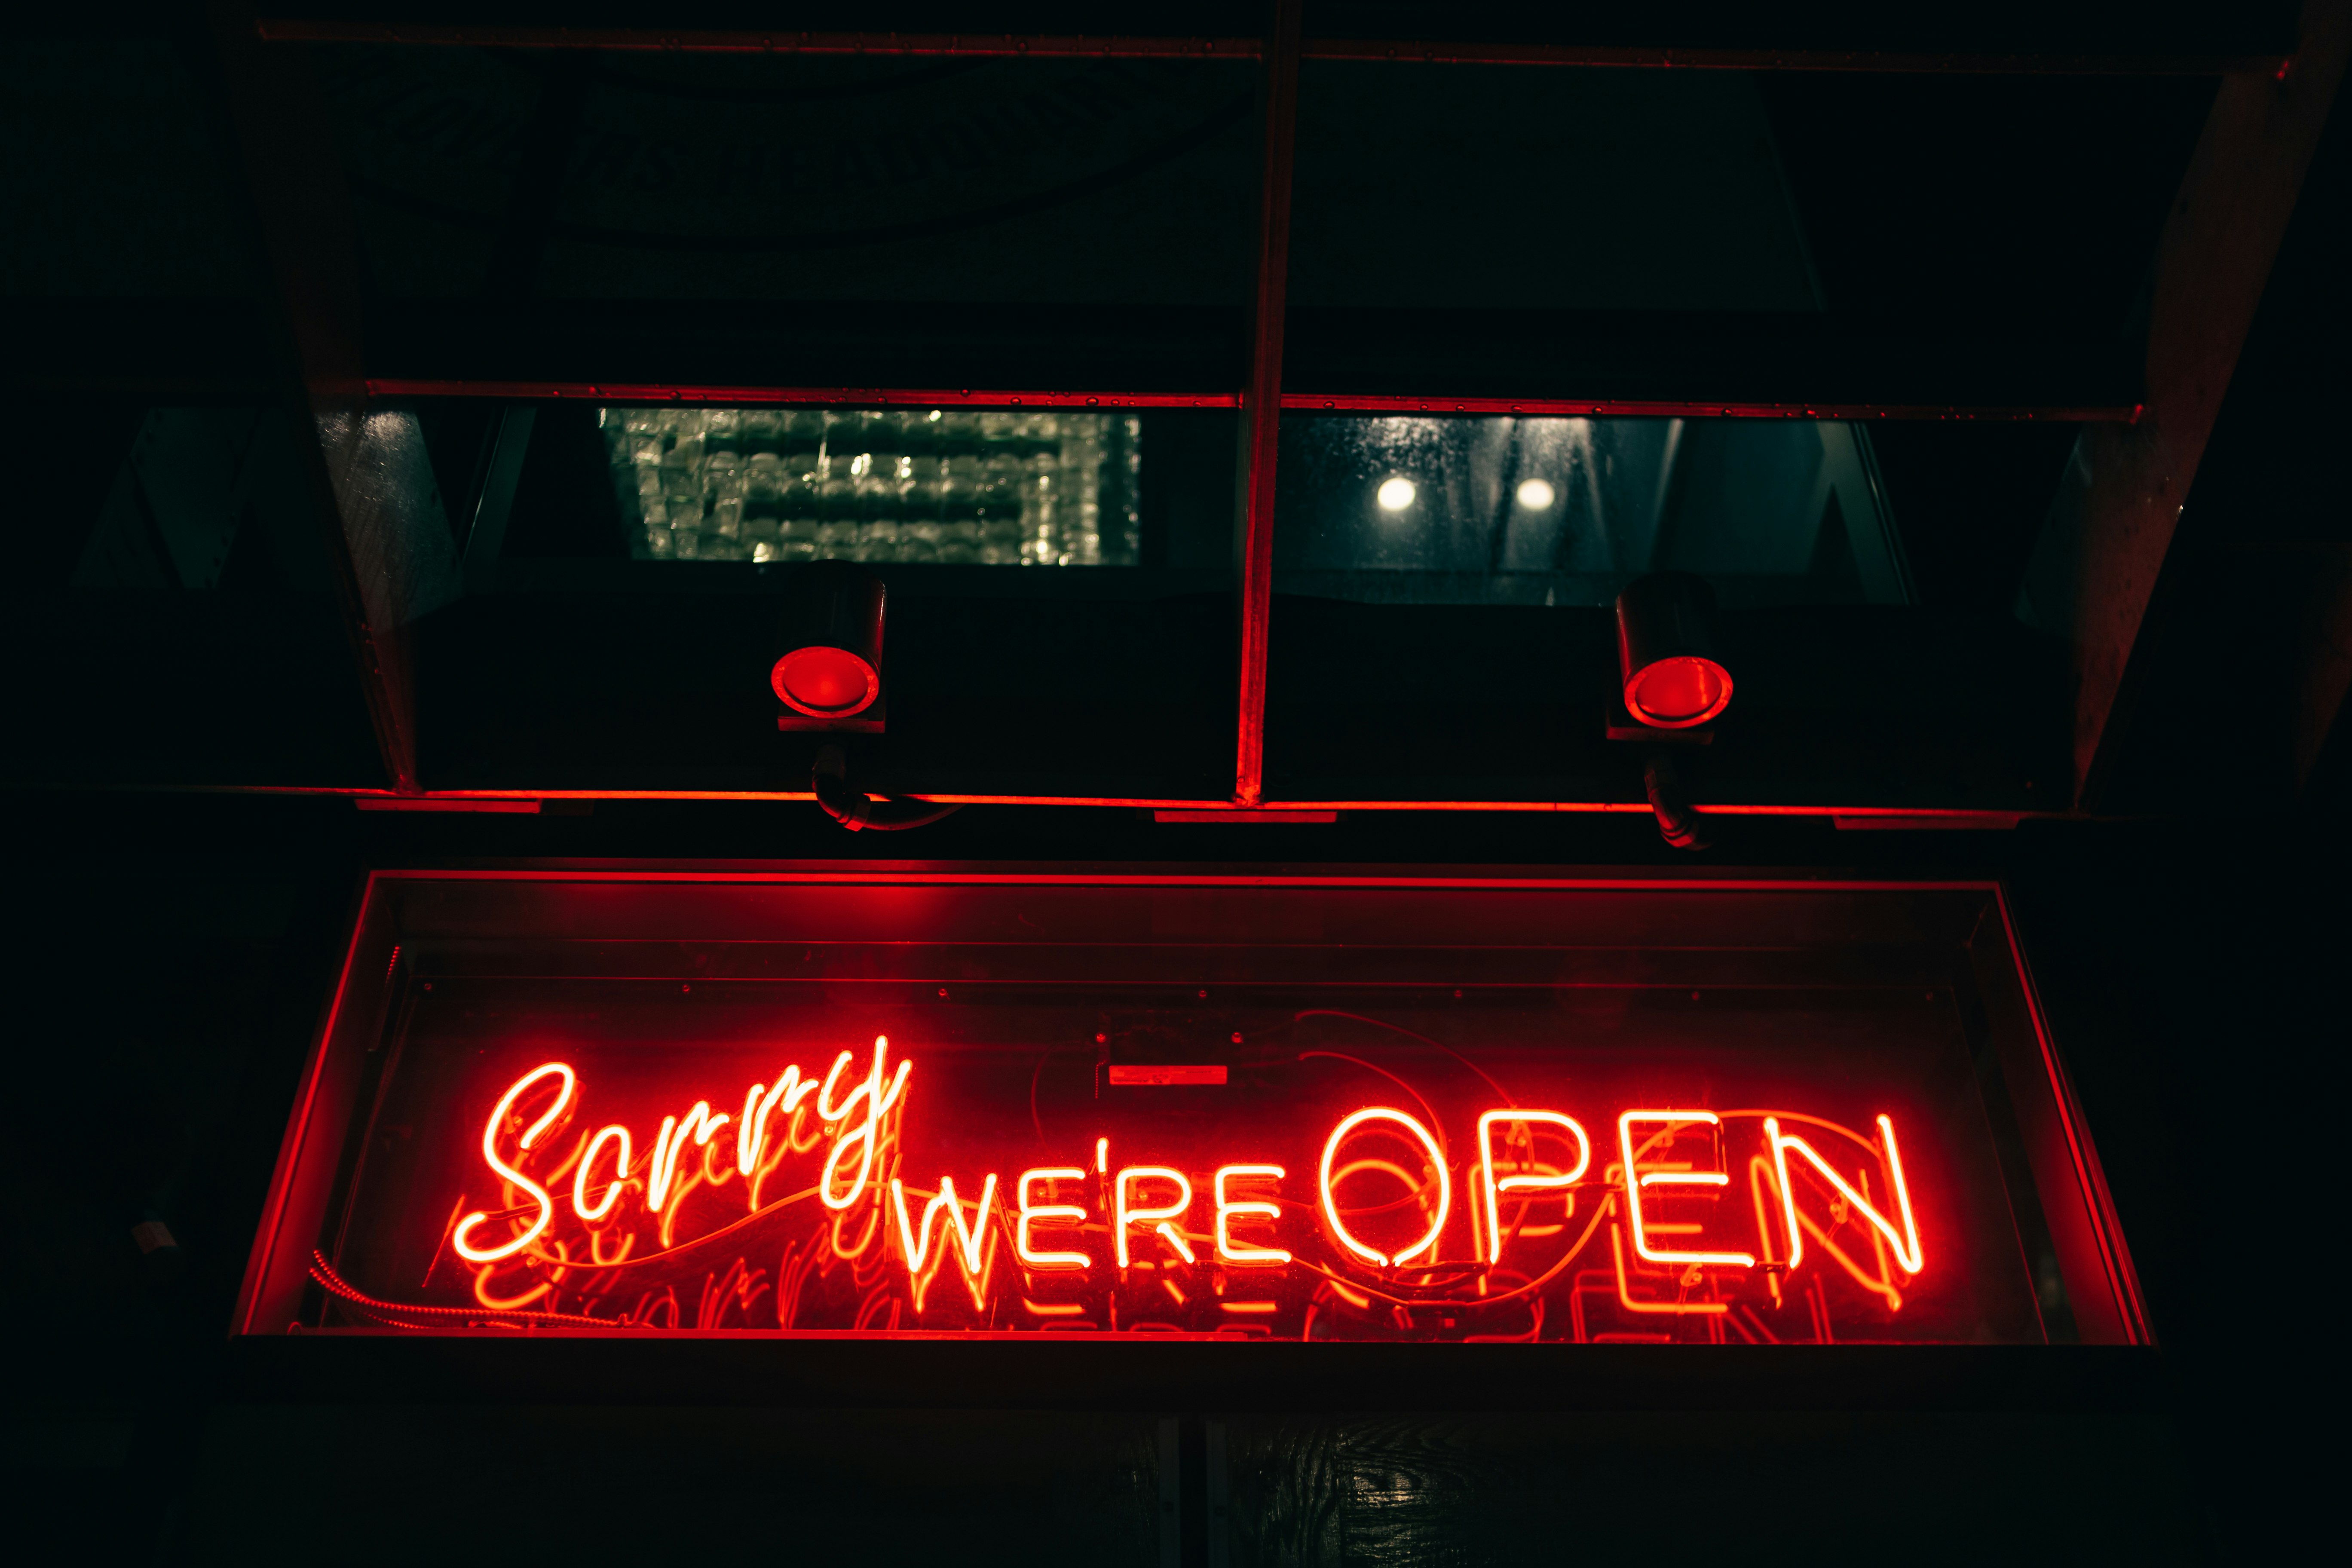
xmin=1516 ymin=478 xmax=1556 ymax=511
xmin=1377 ymin=477 xmax=1416 ymax=511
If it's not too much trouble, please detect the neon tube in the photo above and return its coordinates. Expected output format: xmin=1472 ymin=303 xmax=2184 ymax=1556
xmin=452 ymin=1063 xmax=576 ymax=1265
xmin=1616 ymin=1110 xmax=1755 ymax=1270
xmin=1318 ymin=1107 xmax=1451 ymax=1269
xmin=1115 ymin=1167 xmax=1197 ymax=1267
xmin=571 ymin=1124 xmax=633 ymax=1222
xmin=1016 ymin=1167 xmax=1092 ymax=1269
xmin=1214 ymin=1164 xmax=1292 ymax=1265
xmin=1764 ymin=1115 xmax=1924 ymax=1277
xmin=1476 ymin=1110 xmax=1590 ymax=1265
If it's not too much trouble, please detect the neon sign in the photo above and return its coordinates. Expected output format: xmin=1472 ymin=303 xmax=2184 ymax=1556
xmin=306 ymin=1027 xmax=1975 ymax=1343
xmin=245 ymin=872 xmax=2143 ymax=1348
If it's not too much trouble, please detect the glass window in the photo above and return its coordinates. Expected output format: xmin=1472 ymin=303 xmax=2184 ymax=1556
xmin=2 ymin=40 xmax=251 ymax=297
xmin=1 ymin=404 xmax=386 ymax=787
xmin=603 ymin=407 xmax=1141 ymax=569
xmin=315 ymin=47 xmax=1261 ymax=307
xmin=1287 ymin=65 xmax=1819 ymax=312
xmin=398 ymin=398 xmax=1237 ymax=796
xmin=1275 ymin=415 xmax=1909 ymax=606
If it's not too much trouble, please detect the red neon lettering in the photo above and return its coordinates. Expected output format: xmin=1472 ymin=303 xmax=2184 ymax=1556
xmin=1318 ymin=1107 xmax=1451 ymax=1269
xmin=1114 ymin=1167 xmax=1197 ymax=1267
xmin=889 ymin=1173 xmax=999 ymax=1308
xmin=571 ymin=1124 xmax=633 ymax=1222
xmin=819 ymin=1035 xmax=913 ymax=1211
xmin=1765 ymin=1114 xmax=1924 ymax=1277
xmin=1610 ymin=1221 xmax=1730 ymax=1316
xmin=1016 ymin=1167 xmax=1093 ymax=1269
xmin=452 ymin=1063 xmax=576 ymax=1264
xmin=1213 ymin=1164 xmax=1292 ymax=1265
xmin=646 ymin=1100 xmax=729 ymax=1215
xmin=1476 ymin=1110 xmax=1591 ymax=1265
xmin=737 ymin=1065 xmax=816 ymax=1178
xmin=1617 ymin=1110 xmax=1756 ymax=1270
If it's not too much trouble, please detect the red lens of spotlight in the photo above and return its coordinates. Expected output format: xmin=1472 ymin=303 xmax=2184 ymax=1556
xmin=772 ymin=645 xmax=879 ymax=717
xmin=1625 ymin=655 xmax=1732 ymax=729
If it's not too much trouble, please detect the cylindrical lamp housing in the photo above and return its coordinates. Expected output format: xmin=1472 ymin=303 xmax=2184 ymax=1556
xmin=772 ymin=561 xmax=886 ymax=718
xmin=1614 ymin=572 xmax=1732 ymax=729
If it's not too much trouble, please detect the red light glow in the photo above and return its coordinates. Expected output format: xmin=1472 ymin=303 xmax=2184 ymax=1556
xmin=450 ymin=1063 xmax=575 ymax=1265
xmin=1115 ymin=1167 xmax=1198 ymax=1268
xmin=1477 ymin=1110 xmax=1590 ymax=1265
xmin=326 ymin=1019 xmax=1972 ymax=1341
xmin=1214 ymin=1164 xmax=1292 ymax=1265
xmin=1016 ymin=1168 xmax=1093 ymax=1269
xmin=1624 ymin=655 xmax=1732 ymax=728
xmin=772 ymin=645 xmax=879 ymax=717
xmin=1319 ymin=1107 xmax=1451 ymax=1270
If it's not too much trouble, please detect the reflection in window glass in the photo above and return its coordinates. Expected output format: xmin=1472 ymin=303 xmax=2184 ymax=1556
xmin=70 ymin=409 xmax=341 ymax=593
xmin=1276 ymin=416 xmax=1910 ymax=606
xmin=317 ymin=47 xmax=1257 ymax=304
xmin=604 ymin=407 xmax=1141 ymax=567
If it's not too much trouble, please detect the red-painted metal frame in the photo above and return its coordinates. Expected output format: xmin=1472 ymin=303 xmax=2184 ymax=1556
xmin=362 ymin=379 xmax=2138 ymax=423
xmin=1280 ymin=393 xmax=2146 ymax=423
xmin=146 ymin=784 xmax=2054 ymax=822
xmin=254 ymin=20 xmax=2285 ymax=74
xmin=364 ymin=380 xmax=1238 ymax=408
xmin=1232 ymin=0 xmax=1301 ymax=809
xmin=257 ymin=23 xmax=1264 ymax=58
xmin=1991 ymin=885 xmax=2154 ymax=1344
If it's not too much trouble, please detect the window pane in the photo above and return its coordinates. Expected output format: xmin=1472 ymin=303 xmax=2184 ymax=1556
xmin=1 ymin=404 xmax=386 ymax=787
xmin=317 ymin=47 xmax=1260 ymax=308
xmin=1274 ymin=415 xmax=1910 ymax=606
xmin=603 ymin=407 xmax=1141 ymax=568
xmin=402 ymin=399 xmax=1237 ymax=796
xmin=1287 ymin=64 xmax=1818 ymax=312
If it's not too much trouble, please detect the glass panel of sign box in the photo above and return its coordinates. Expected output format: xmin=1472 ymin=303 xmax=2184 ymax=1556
xmin=258 ymin=876 xmax=2134 ymax=1346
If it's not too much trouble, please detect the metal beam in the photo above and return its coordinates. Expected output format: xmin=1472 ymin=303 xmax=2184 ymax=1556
xmin=254 ymin=15 xmax=2291 ymax=74
xmin=2017 ymin=0 xmax=2350 ymax=806
xmin=205 ymin=1 xmax=429 ymax=794
xmin=1232 ymin=0 xmax=1300 ymax=808
xmin=336 ymin=304 xmax=2140 ymax=420
xmin=2294 ymin=548 xmax=2352 ymax=791
xmin=36 ymin=306 xmax=2139 ymax=420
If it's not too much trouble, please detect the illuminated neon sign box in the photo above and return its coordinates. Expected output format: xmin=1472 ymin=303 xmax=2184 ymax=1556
xmin=238 ymin=872 xmax=2147 ymax=1350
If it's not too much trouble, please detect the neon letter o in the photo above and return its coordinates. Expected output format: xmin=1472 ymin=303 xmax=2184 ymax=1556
xmin=1318 ymin=1106 xmax=1452 ymax=1269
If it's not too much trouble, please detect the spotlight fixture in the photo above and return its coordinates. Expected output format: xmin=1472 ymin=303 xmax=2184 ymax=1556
xmin=1614 ymin=571 xmax=1732 ymax=730
xmin=1514 ymin=477 xmax=1556 ymax=511
xmin=1376 ymin=476 xmax=1417 ymax=511
xmin=773 ymin=560 xmax=886 ymax=732
xmin=1608 ymin=572 xmax=1731 ymax=852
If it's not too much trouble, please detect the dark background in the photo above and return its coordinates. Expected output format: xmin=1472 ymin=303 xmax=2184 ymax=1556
xmin=5 ymin=4 xmax=2348 ymax=1562
xmin=2 ymin=799 xmax=2338 ymax=1562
